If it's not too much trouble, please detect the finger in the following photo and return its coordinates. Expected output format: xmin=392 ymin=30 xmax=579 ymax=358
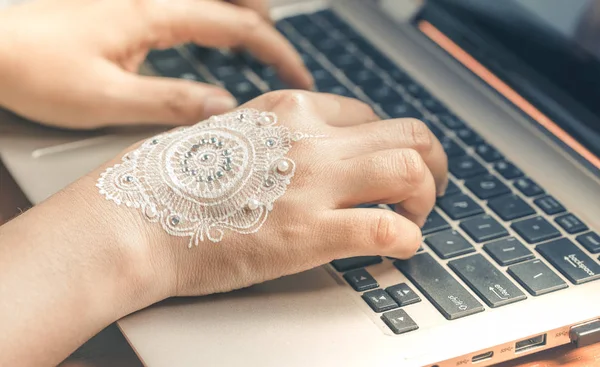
xmin=229 ymin=0 xmax=271 ymax=22
xmin=321 ymin=208 xmax=422 ymax=260
xmin=335 ymin=148 xmax=436 ymax=227
xmin=340 ymin=118 xmax=448 ymax=195
xmin=244 ymin=90 xmax=379 ymax=127
xmin=147 ymin=0 xmax=313 ymax=89
xmin=98 ymin=70 xmax=238 ymax=126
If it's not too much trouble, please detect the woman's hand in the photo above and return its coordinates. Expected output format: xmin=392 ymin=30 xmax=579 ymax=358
xmin=91 ymin=90 xmax=449 ymax=298
xmin=0 ymin=0 xmax=312 ymax=130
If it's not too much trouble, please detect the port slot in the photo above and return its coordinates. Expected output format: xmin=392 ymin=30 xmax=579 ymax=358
xmin=515 ymin=334 xmax=547 ymax=353
xmin=471 ymin=351 xmax=494 ymax=363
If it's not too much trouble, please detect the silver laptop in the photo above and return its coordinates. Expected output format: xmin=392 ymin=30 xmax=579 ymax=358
xmin=1 ymin=0 xmax=600 ymax=366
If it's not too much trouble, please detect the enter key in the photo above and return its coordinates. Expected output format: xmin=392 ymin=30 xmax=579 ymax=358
xmin=449 ymin=254 xmax=527 ymax=308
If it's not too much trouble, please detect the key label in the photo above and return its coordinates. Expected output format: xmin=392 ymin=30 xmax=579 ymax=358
xmin=454 ymin=201 xmax=469 ymax=208
xmin=489 ymin=284 xmax=509 ymax=300
xmin=448 ymin=295 xmax=469 ymax=310
xmin=564 ymin=254 xmax=596 ymax=276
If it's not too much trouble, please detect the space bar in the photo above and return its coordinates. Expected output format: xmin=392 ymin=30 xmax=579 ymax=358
xmin=394 ymin=254 xmax=485 ymax=320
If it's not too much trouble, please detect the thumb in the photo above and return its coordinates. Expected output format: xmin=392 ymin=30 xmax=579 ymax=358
xmin=102 ymin=73 xmax=238 ymax=126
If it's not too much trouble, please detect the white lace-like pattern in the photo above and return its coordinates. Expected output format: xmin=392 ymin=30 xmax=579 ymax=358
xmin=97 ymin=109 xmax=313 ymax=247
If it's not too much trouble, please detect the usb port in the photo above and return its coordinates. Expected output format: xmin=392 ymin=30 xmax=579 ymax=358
xmin=471 ymin=351 xmax=493 ymax=363
xmin=515 ymin=334 xmax=547 ymax=353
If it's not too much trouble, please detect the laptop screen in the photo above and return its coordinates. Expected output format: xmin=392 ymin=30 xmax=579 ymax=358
xmin=403 ymin=0 xmax=600 ymax=170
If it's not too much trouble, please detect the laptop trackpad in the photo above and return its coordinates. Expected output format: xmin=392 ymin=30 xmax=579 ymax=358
xmin=118 ymin=266 xmax=381 ymax=367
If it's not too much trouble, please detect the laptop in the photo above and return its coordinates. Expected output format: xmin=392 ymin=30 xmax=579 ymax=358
xmin=1 ymin=0 xmax=599 ymax=366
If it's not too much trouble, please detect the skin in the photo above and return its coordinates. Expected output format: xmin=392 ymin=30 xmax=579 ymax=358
xmin=0 ymin=1 xmax=449 ymax=366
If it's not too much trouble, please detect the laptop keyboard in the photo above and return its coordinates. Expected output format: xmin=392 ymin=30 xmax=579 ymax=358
xmin=144 ymin=9 xmax=600 ymax=335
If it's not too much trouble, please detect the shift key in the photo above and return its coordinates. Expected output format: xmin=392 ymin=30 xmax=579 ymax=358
xmin=394 ymin=254 xmax=484 ymax=320
xmin=536 ymin=238 xmax=600 ymax=284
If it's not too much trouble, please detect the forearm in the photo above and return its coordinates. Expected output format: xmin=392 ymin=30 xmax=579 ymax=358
xmin=0 ymin=175 xmax=166 ymax=367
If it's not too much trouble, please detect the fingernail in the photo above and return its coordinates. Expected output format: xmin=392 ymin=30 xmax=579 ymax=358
xmin=203 ymin=96 xmax=238 ymax=118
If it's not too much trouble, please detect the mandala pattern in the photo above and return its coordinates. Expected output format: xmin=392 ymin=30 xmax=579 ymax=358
xmin=96 ymin=108 xmax=306 ymax=247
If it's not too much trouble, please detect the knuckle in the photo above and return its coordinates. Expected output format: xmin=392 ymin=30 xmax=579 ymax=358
xmin=371 ymin=212 xmax=398 ymax=251
xmin=260 ymin=90 xmax=311 ymax=111
xmin=399 ymin=149 xmax=427 ymax=187
xmin=237 ymin=8 xmax=263 ymax=33
xmin=403 ymin=118 xmax=433 ymax=154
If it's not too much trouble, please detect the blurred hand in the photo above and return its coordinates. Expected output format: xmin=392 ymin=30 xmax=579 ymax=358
xmin=0 ymin=0 xmax=313 ymax=130
xmin=78 ymin=90 xmax=448 ymax=299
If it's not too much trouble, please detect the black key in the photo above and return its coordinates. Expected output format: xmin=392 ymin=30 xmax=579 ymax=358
xmin=442 ymin=179 xmax=461 ymax=196
xmin=331 ymin=256 xmax=382 ymax=272
xmin=313 ymin=68 xmax=339 ymax=89
xmin=227 ymin=79 xmax=262 ymax=104
xmin=514 ymin=178 xmax=544 ymax=197
xmin=425 ymin=230 xmax=475 ymax=259
xmin=319 ymin=85 xmax=354 ymax=98
xmin=555 ymin=213 xmax=588 ymax=234
xmin=385 ymin=283 xmax=421 ymax=306
xmin=343 ymin=269 xmax=378 ymax=292
xmin=484 ymin=237 xmax=535 ymax=266
xmin=475 ymin=144 xmax=503 ymax=162
xmin=464 ymin=174 xmax=511 ymax=199
xmin=362 ymin=82 xmax=402 ymax=103
xmin=394 ymin=254 xmax=485 ymax=320
xmin=423 ymin=119 xmax=445 ymax=139
xmin=494 ymin=160 xmax=523 ymax=179
xmin=313 ymin=36 xmax=345 ymax=53
xmin=380 ymin=103 xmax=422 ymax=118
xmin=345 ymin=69 xmax=380 ymax=86
xmin=147 ymin=49 xmax=206 ymax=81
xmin=487 ymin=194 xmax=536 ymax=221
xmin=422 ymin=210 xmax=451 ymax=235
xmin=388 ymin=68 xmax=411 ymax=84
xmin=437 ymin=194 xmax=484 ymax=220
xmin=533 ymin=196 xmax=566 ymax=215
xmin=448 ymin=254 xmax=526 ymax=307
xmin=404 ymin=82 xmax=430 ymax=98
xmin=329 ymin=53 xmax=363 ymax=71
xmin=507 ymin=259 xmax=568 ymax=296
xmin=536 ymin=238 xmax=600 ymax=284
xmin=440 ymin=137 xmax=465 ymax=157
xmin=362 ymin=289 xmax=398 ymax=312
xmin=437 ymin=114 xmax=465 ymax=130
xmin=460 ymin=215 xmax=509 ymax=243
xmin=577 ymin=232 xmax=600 ymax=254
xmin=511 ymin=216 xmax=561 ymax=244
xmin=419 ymin=97 xmax=447 ymax=113
xmin=449 ymin=156 xmax=487 ymax=179
xmin=381 ymin=309 xmax=419 ymax=335
xmin=455 ymin=127 xmax=484 ymax=146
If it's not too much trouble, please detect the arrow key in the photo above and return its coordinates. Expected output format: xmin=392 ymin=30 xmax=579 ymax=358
xmin=343 ymin=268 xmax=378 ymax=292
xmin=362 ymin=289 xmax=398 ymax=313
xmin=381 ymin=309 xmax=419 ymax=335
xmin=386 ymin=283 xmax=421 ymax=306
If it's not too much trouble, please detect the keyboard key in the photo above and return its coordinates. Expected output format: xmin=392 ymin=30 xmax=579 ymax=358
xmin=422 ymin=210 xmax=451 ymax=235
xmin=488 ymin=194 xmax=536 ymax=221
xmin=455 ymin=127 xmax=484 ymax=146
xmin=404 ymin=82 xmax=430 ymax=98
xmin=394 ymin=254 xmax=485 ymax=320
xmin=319 ymin=85 xmax=354 ymax=97
xmin=475 ymin=144 xmax=503 ymax=162
xmin=147 ymin=49 xmax=206 ymax=81
xmin=448 ymin=254 xmax=526 ymax=307
xmin=380 ymin=103 xmax=422 ymax=118
xmin=425 ymin=230 xmax=475 ymax=259
xmin=511 ymin=217 xmax=561 ymax=244
xmin=536 ymin=238 xmax=600 ymax=284
xmin=449 ymin=156 xmax=487 ymax=179
xmin=577 ymin=232 xmax=600 ymax=254
xmin=440 ymin=137 xmax=465 ymax=157
xmin=329 ymin=52 xmax=363 ymax=71
xmin=362 ymin=289 xmax=398 ymax=312
xmin=494 ymin=160 xmax=523 ymax=179
xmin=362 ymin=82 xmax=402 ymax=103
xmin=507 ymin=259 xmax=568 ymax=296
xmin=345 ymin=69 xmax=380 ymax=85
xmin=381 ymin=309 xmax=419 ymax=335
xmin=437 ymin=194 xmax=484 ymax=220
xmin=533 ymin=196 xmax=566 ymax=215
xmin=420 ymin=97 xmax=447 ymax=113
xmin=484 ymin=237 xmax=535 ymax=266
xmin=331 ymin=256 xmax=382 ymax=272
xmin=555 ymin=213 xmax=588 ymax=234
xmin=313 ymin=68 xmax=339 ymax=89
xmin=514 ymin=178 xmax=544 ymax=197
xmin=226 ymin=79 xmax=262 ymax=104
xmin=464 ymin=175 xmax=511 ymax=199
xmin=460 ymin=215 xmax=509 ymax=243
xmin=385 ymin=283 xmax=421 ymax=306
xmin=443 ymin=179 xmax=461 ymax=196
xmin=343 ymin=269 xmax=378 ymax=292
xmin=437 ymin=114 xmax=465 ymax=130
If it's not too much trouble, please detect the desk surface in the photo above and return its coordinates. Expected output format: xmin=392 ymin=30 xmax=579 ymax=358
xmin=1 ymin=160 xmax=598 ymax=367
